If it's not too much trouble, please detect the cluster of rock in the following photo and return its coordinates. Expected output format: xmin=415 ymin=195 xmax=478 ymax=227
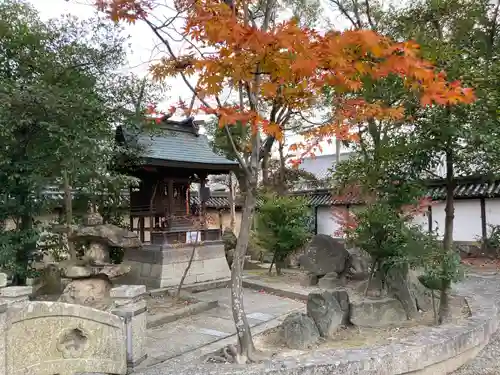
xmin=280 ymin=290 xmax=350 ymax=349
xmin=299 ymin=235 xmax=434 ymax=314
xmin=275 ymin=234 xmax=448 ymax=349
xmin=280 ymin=284 xmax=432 ymax=349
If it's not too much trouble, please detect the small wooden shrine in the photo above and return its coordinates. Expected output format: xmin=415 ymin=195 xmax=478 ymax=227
xmin=114 ymin=116 xmax=237 ymax=288
xmin=115 ymin=116 xmax=238 ymax=244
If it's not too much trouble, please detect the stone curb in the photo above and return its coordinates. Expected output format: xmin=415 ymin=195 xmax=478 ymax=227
xmin=147 ymin=300 xmax=219 ymax=329
xmin=135 ymin=276 xmax=500 ymax=375
xmin=242 ymin=278 xmax=317 ymax=301
xmin=176 ymin=278 xmax=230 ymax=293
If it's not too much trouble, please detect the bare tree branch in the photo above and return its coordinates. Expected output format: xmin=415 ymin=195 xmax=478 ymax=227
xmin=142 ymin=17 xmax=213 ymax=110
xmin=329 ymin=0 xmax=360 ymax=28
xmin=364 ymin=0 xmax=375 ymax=29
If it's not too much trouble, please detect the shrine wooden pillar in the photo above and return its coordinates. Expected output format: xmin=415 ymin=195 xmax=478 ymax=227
xmin=218 ymin=209 xmax=223 ymax=237
xmin=200 ymin=174 xmax=208 ymax=229
xmin=167 ymin=179 xmax=174 ymax=228
xmin=139 ymin=217 xmax=145 ymax=242
xmin=186 ymin=184 xmax=190 ymax=215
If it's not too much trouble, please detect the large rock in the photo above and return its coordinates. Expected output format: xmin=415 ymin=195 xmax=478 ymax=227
xmin=307 ymin=291 xmax=343 ymax=337
xmin=347 ymin=247 xmax=370 ymax=280
xmin=350 ymin=297 xmax=407 ymax=327
xmin=356 ymin=274 xmax=387 ymax=298
xmin=331 ymin=288 xmax=350 ymax=325
xmin=280 ymin=312 xmax=320 ymax=349
xmin=299 ymin=235 xmax=350 ymax=279
xmin=386 ymin=267 xmax=434 ymax=319
xmin=58 ymin=277 xmax=112 ymax=310
xmin=72 ymin=224 xmax=142 ymax=249
xmin=408 ymin=270 xmax=435 ymax=312
xmin=300 ymin=273 xmax=319 ymax=287
xmin=386 ymin=266 xmax=418 ymax=319
xmin=318 ymin=272 xmax=345 ymax=289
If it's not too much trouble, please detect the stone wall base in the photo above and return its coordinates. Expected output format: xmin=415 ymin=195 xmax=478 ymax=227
xmin=119 ymin=241 xmax=231 ymax=289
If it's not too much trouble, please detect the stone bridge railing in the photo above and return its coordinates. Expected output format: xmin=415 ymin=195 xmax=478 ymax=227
xmin=0 ymin=274 xmax=148 ymax=375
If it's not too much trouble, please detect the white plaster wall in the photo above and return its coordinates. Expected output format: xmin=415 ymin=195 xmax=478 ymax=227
xmin=430 ymin=200 xmax=482 ymax=242
xmin=485 ymin=199 xmax=500 ymax=228
xmin=411 ymin=211 xmax=429 ymax=232
xmin=316 ymin=206 xmax=344 ymax=238
xmin=314 ymin=200 xmax=485 ymax=243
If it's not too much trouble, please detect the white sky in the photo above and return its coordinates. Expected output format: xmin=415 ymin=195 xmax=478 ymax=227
xmin=29 ymin=0 xmax=350 ymax=156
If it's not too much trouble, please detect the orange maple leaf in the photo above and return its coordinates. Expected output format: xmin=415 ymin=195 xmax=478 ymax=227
xmin=97 ymin=0 xmax=475 ymax=159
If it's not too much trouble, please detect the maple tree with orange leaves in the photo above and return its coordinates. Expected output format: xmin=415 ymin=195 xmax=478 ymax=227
xmin=94 ymin=0 xmax=475 ymax=362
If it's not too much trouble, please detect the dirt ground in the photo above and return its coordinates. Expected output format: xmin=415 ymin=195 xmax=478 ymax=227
xmin=245 ymin=267 xmax=308 ymax=285
xmin=461 ymin=257 xmax=500 ymax=272
xmin=145 ymin=292 xmax=195 ymax=315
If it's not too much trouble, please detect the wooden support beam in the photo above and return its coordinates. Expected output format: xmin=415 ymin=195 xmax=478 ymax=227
xmin=139 ymin=217 xmax=145 ymax=242
xmin=480 ymin=197 xmax=487 ymax=244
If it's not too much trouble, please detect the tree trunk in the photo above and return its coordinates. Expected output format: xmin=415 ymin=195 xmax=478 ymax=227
xmin=63 ymin=170 xmax=76 ymax=260
xmin=236 ymin=171 xmax=247 ymax=194
xmin=275 ymin=258 xmax=284 ymax=276
xmin=336 ymin=138 xmax=341 ymax=163
xmin=439 ymin=146 xmax=455 ymax=324
xmin=176 ymin=231 xmax=199 ymax=298
xmin=277 ymin=140 xmax=286 ymax=194
xmin=231 ymin=189 xmax=257 ymax=363
xmin=261 ymin=153 xmax=270 ymax=188
xmin=268 ymin=251 xmax=276 ymax=274
xmin=12 ymin=213 xmax=35 ymax=286
xmin=229 ymin=173 xmax=236 ymax=231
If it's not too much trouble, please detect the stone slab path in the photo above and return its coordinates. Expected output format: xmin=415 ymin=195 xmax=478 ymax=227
xmin=139 ymin=286 xmax=304 ymax=368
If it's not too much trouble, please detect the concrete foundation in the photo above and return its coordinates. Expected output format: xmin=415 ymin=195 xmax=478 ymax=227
xmin=119 ymin=241 xmax=231 ymax=289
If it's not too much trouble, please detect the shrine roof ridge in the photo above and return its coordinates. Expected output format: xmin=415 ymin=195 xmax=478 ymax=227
xmin=115 ymin=117 xmax=238 ymax=170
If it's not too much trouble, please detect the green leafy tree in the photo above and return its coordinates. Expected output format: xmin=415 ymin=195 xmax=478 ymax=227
xmin=386 ymin=0 xmax=500 ymax=322
xmin=255 ymin=194 xmax=312 ymax=274
xmin=0 ymin=0 xmax=160 ymax=282
xmin=328 ymin=0 xmax=500 ymax=323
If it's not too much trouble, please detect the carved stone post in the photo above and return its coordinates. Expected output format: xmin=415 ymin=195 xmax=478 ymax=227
xmin=0 ymin=301 xmax=7 ymax=375
xmin=0 ymin=273 xmax=8 ymax=375
xmin=112 ymin=300 xmax=148 ymax=372
xmin=111 ymin=285 xmax=146 ymax=307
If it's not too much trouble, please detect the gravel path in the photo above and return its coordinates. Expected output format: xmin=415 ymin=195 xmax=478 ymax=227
xmin=451 ymin=330 xmax=500 ymax=374
xmin=451 ymin=272 xmax=500 ymax=375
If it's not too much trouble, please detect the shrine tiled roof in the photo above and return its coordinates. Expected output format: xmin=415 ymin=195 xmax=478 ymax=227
xmin=426 ymin=180 xmax=500 ymax=200
xmin=136 ymin=131 xmax=238 ymax=167
xmin=116 ymin=118 xmax=238 ymax=170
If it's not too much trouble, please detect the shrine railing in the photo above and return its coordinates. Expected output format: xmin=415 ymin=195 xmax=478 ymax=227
xmin=128 ymin=204 xmax=222 ymax=244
